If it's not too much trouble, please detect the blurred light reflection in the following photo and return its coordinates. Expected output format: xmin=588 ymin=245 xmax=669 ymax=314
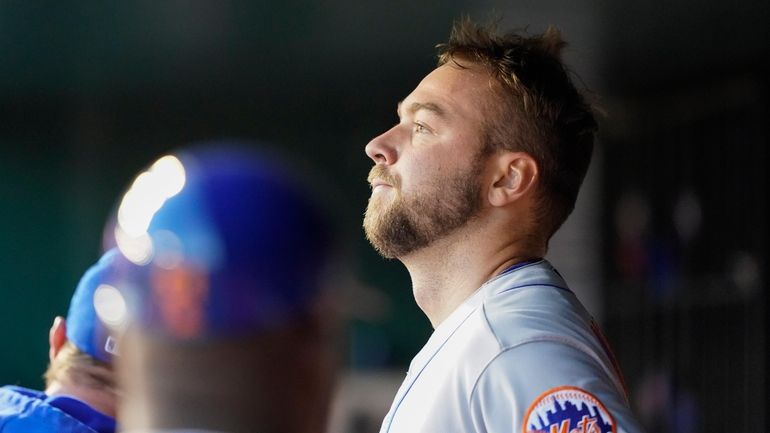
xmin=115 ymin=225 xmax=153 ymax=265
xmin=93 ymin=283 xmax=128 ymax=328
xmin=116 ymin=155 xmax=186 ymax=264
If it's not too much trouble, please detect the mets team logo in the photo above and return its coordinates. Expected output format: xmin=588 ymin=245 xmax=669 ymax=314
xmin=523 ymin=386 xmax=616 ymax=433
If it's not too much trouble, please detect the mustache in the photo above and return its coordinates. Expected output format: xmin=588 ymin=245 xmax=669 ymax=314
xmin=367 ymin=165 xmax=399 ymax=188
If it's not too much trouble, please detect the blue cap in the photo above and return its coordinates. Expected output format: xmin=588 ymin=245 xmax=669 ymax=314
xmin=107 ymin=143 xmax=333 ymax=339
xmin=66 ymin=248 xmax=132 ymax=363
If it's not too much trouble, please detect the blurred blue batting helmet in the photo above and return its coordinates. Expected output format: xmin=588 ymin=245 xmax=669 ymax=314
xmin=66 ymin=248 xmax=134 ymax=362
xmin=106 ymin=142 xmax=333 ymax=338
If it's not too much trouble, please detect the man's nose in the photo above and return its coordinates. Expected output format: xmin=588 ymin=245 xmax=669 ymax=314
xmin=365 ymin=125 xmax=400 ymax=165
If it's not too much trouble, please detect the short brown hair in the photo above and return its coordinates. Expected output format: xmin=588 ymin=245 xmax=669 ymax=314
xmin=437 ymin=18 xmax=597 ymax=240
xmin=44 ymin=341 xmax=116 ymax=392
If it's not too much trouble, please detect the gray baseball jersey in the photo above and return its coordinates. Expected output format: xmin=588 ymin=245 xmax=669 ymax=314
xmin=379 ymin=260 xmax=644 ymax=433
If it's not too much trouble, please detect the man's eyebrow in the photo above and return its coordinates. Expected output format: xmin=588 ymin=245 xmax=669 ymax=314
xmin=397 ymin=101 xmax=447 ymax=119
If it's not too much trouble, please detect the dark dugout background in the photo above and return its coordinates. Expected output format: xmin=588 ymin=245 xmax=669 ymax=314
xmin=1 ymin=1 xmax=767 ymax=432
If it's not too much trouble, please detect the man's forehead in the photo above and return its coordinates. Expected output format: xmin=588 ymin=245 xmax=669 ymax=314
xmin=398 ymin=63 xmax=492 ymax=118
xmin=425 ymin=62 xmax=491 ymax=89
xmin=397 ymin=100 xmax=447 ymax=118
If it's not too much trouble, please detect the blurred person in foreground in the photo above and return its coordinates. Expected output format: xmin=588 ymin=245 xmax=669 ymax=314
xmin=0 ymin=249 xmax=126 ymax=433
xmin=363 ymin=18 xmax=644 ymax=432
xmin=105 ymin=144 xmax=339 ymax=433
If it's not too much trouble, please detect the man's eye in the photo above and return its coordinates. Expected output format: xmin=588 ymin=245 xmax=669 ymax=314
xmin=413 ymin=122 xmax=429 ymax=134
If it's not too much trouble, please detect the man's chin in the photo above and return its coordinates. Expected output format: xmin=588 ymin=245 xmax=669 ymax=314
xmin=367 ymin=237 xmax=406 ymax=260
xmin=364 ymin=222 xmax=428 ymax=260
xmin=364 ymin=217 xmax=397 ymax=259
xmin=367 ymin=190 xmax=395 ymax=211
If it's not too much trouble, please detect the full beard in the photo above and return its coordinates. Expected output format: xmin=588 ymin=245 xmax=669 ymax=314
xmin=363 ymin=161 xmax=483 ymax=259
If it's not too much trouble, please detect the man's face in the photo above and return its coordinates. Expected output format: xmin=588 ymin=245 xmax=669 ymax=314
xmin=363 ymin=62 xmax=495 ymax=258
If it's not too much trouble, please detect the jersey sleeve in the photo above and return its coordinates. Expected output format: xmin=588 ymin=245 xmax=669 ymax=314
xmin=469 ymin=340 xmax=645 ymax=433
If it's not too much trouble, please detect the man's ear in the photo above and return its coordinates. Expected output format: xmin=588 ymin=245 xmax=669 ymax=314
xmin=487 ymin=152 xmax=538 ymax=207
xmin=49 ymin=316 xmax=68 ymax=362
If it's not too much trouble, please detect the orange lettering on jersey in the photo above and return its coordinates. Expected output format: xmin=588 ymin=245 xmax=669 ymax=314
xmin=576 ymin=415 xmax=601 ymax=433
xmin=549 ymin=420 xmax=569 ymax=433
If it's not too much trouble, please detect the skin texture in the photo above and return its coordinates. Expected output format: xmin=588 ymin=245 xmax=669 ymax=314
xmin=364 ymin=61 xmax=545 ymax=327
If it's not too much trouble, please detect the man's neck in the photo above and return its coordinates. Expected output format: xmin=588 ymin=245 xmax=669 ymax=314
xmin=45 ymin=380 xmax=116 ymax=418
xmin=400 ymin=223 xmax=544 ymax=328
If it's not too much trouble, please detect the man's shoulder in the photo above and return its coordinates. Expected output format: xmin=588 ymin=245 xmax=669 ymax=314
xmin=436 ymin=260 xmax=598 ymax=382
xmin=480 ymin=260 xmax=595 ymax=351
xmin=0 ymin=385 xmax=101 ymax=433
xmin=0 ymin=385 xmax=45 ymax=399
xmin=0 ymin=385 xmax=45 ymax=414
xmin=469 ymin=343 xmax=644 ymax=433
xmin=0 ymin=386 xmax=48 ymax=431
